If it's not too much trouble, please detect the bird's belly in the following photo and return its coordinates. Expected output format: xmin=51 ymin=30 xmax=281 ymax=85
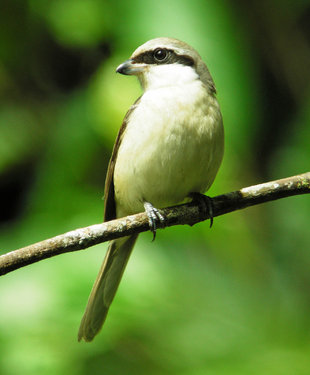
xmin=113 ymin=87 xmax=224 ymax=217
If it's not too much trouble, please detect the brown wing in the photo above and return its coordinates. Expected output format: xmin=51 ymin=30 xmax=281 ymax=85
xmin=103 ymin=97 xmax=141 ymax=222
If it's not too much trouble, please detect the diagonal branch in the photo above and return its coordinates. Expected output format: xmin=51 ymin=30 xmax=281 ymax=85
xmin=1 ymin=172 xmax=309 ymax=276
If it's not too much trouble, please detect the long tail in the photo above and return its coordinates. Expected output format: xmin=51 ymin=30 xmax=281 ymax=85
xmin=78 ymin=234 xmax=138 ymax=342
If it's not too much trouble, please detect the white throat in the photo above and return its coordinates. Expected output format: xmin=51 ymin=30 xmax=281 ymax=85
xmin=138 ymin=64 xmax=200 ymax=91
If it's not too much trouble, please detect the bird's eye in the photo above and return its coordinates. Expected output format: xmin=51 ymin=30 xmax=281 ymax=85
xmin=153 ymin=48 xmax=168 ymax=62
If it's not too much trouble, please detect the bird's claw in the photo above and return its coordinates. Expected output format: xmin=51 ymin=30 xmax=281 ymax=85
xmin=189 ymin=193 xmax=214 ymax=228
xmin=143 ymin=202 xmax=165 ymax=241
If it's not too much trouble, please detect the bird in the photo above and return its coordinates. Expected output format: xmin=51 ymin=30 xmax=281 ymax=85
xmin=78 ymin=37 xmax=224 ymax=342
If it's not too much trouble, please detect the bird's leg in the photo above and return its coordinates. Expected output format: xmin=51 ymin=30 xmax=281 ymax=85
xmin=189 ymin=192 xmax=214 ymax=228
xmin=143 ymin=201 xmax=165 ymax=241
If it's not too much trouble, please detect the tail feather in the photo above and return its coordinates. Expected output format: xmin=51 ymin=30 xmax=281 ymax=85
xmin=78 ymin=234 xmax=138 ymax=342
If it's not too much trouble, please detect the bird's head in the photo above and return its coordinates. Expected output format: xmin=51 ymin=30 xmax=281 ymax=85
xmin=116 ymin=37 xmax=216 ymax=93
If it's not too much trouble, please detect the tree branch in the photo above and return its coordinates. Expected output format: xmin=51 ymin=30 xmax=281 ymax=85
xmin=1 ymin=172 xmax=309 ymax=276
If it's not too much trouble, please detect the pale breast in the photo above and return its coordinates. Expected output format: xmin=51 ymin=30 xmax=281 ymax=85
xmin=114 ymin=81 xmax=224 ymax=217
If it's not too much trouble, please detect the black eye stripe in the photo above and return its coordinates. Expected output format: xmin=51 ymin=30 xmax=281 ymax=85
xmin=133 ymin=49 xmax=194 ymax=67
xmin=173 ymin=54 xmax=194 ymax=67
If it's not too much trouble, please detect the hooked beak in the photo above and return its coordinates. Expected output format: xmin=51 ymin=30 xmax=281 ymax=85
xmin=116 ymin=59 xmax=146 ymax=75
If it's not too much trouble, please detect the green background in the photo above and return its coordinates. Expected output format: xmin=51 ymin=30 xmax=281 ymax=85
xmin=1 ymin=0 xmax=310 ymax=374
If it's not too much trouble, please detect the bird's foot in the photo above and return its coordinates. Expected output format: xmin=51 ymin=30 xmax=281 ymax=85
xmin=143 ymin=202 xmax=165 ymax=241
xmin=189 ymin=193 xmax=214 ymax=228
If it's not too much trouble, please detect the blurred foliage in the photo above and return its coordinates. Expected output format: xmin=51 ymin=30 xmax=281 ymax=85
xmin=0 ymin=0 xmax=310 ymax=374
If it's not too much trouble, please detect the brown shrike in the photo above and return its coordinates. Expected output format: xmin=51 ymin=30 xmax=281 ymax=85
xmin=78 ymin=37 xmax=224 ymax=342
